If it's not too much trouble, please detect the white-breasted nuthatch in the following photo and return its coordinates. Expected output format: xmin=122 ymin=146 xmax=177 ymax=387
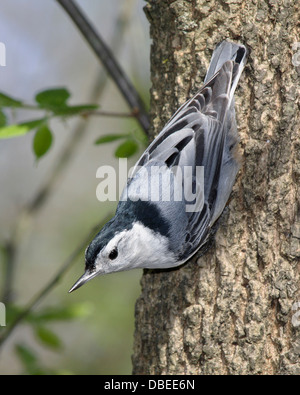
xmin=69 ymin=40 xmax=248 ymax=293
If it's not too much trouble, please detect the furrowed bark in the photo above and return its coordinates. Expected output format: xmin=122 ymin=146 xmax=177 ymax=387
xmin=132 ymin=0 xmax=300 ymax=375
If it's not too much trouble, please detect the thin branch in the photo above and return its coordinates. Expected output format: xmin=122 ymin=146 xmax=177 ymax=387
xmin=56 ymin=0 xmax=151 ymax=135
xmin=0 ymin=216 xmax=112 ymax=351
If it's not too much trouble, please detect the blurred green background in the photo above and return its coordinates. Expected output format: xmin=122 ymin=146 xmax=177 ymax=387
xmin=0 ymin=0 xmax=150 ymax=374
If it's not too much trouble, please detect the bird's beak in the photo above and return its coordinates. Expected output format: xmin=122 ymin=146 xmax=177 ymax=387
xmin=69 ymin=270 xmax=98 ymax=293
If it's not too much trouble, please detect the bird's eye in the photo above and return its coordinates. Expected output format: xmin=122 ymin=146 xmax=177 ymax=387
xmin=109 ymin=248 xmax=118 ymax=260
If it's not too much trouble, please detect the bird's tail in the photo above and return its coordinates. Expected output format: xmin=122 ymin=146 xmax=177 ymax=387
xmin=207 ymin=41 xmax=248 ymax=225
xmin=204 ymin=41 xmax=248 ymax=115
xmin=204 ymin=41 xmax=248 ymax=85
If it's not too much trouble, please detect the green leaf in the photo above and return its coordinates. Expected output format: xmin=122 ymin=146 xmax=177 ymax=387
xmin=115 ymin=139 xmax=139 ymax=158
xmin=35 ymin=326 xmax=62 ymax=350
xmin=95 ymin=134 xmax=129 ymax=145
xmin=33 ymin=304 xmax=93 ymax=322
xmin=33 ymin=125 xmax=53 ymax=159
xmin=0 ymin=109 xmax=7 ymax=127
xmin=0 ymin=124 xmax=31 ymax=139
xmin=15 ymin=344 xmax=47 ymax=375
xmin=15 ymin=344 xmax=37 ymax=367
xmin=0 ymin=118 xmax=46 ymax=140
xmin=20 ymin=118 xmax=47 ymax=130
xmin=35 ymin=88 xmax=70 ymax=109
xmin=0 ymin=92 xmax=23 ymax=107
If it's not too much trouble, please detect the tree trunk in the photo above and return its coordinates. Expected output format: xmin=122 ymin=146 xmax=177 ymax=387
xmin=132 ymin=0 xmax=300 ymax=375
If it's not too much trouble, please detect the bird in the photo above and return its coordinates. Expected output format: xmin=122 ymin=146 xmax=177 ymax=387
xmin=69 ymin=40 xmax=248 ymax=293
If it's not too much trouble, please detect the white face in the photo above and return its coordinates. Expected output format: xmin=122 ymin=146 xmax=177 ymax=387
xmin=69 ymin=221 xmax=181 ymax=293
xmin=94 ymin=222 xmax=178 ymax=275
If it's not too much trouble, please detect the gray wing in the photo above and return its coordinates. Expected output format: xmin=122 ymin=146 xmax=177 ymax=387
xmin=131 ymin=41 xmax=247 ymax=261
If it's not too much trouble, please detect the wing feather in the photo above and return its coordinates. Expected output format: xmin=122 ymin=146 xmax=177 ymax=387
xmin=127 ymin=41 xmax=247 ymax=262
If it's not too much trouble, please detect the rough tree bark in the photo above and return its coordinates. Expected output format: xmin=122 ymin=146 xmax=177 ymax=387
xmin=132 ymin=0 xmax=300 ymax=375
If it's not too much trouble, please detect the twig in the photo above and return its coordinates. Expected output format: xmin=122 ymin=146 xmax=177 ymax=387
xmin=56 ymin=0 xmax=151 ymax=135
xmin=0 ymin=217 xmax=111 ymax=351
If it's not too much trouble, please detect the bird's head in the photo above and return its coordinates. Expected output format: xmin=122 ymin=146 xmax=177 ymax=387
xmin=69 ymin=201 xmax=177 ymax=293
xmin=69 ymin=217 xmax=137 ymax=293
